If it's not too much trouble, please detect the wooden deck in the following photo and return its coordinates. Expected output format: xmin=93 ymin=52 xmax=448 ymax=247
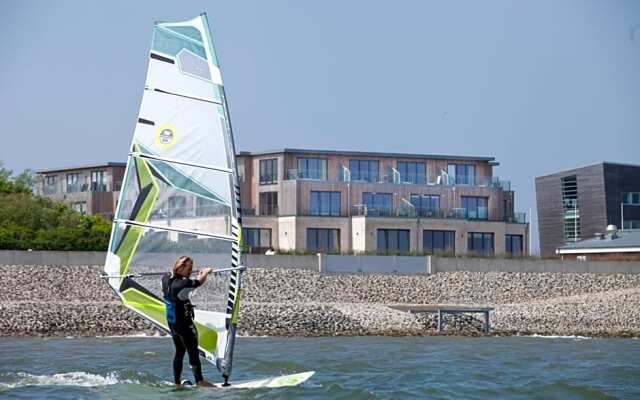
xmin=389 ymin=305 xmax=494 ymax=333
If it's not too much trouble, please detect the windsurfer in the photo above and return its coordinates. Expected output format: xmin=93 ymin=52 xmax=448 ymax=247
xmin=162 ymin=255 xmax=215 ymax=388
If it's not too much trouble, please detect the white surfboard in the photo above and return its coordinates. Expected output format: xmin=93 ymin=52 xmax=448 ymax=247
xmin=216 ymin=371 xmax=315 ymax=389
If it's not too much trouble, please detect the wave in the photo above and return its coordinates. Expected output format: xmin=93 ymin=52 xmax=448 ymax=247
xmin=95 ymin=332 xmax=169 ymax=339
xmin=0 ymin=371 xmax=140 ymax=390
xmin=527 ymin=334 xmax=591 ymax=340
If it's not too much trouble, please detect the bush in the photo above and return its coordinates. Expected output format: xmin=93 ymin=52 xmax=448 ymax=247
xmin=0 ymin=164 xmax=112 ymax=251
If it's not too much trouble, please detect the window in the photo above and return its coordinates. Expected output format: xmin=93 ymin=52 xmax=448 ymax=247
xmin=623 ymin=220 xmax=640 ymax=229
xmin=447 ymin=164 xmax=475 ymax=185
xmin=259 ymin=192 xmax=278 ymax=215
xmin=461 ymin=196 xmax=488 ymax=220
xmin=423 ymin=230 xmax=455 ymax=254
xmin=242 ymin=228 xmax=272 ymax=253
xmin=623 ymin=192 xmax=640 ymax=205
xmin=259 ymin=159 xmax=278 ymax=185
xmin=237 ymin=160 xmax=245 ymax=183
xmin=505 ymin=234 xmax=523 ymax=257
xmin=72 ymin=202 xmax=86 ymax=214
xmin=562 ymin=175 xmax=580 ymax=243
xmin=410 ymin=194 xmax=440 ymax=217
xmin=468 ymin=232 xmax=494 ymax=256
xmin=91 ymin=170 xmax=106 ymax=192
xmin=397 ymin=161 xmax=426 ymax=184
xmin=310 ymin=191 xmax=341 ymax=216
xmin=363 ymin=192 xmax=393 ymax=216
xmin=307 ymin=228 xmax=340 ymax=253
xmin=377 ymin=229 xmax=410 ymax=253
xmin=196 ymin=197 xmax=226 ymax=217
xmin=44 ymin=175 xmax=57 ymax=194
xmin=168 ymin=196 xmax=186 ymax=218
xmin=66 ymin=173 xmax=79 ymax=193
xmin=349 ymin=160 xmax=379 ymax=182
xmin=298 ymin=158 xmax=327 ymax=180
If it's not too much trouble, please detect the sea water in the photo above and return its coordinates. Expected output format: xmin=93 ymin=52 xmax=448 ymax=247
xmin=0 ymin=336 xmax=639 ymax=399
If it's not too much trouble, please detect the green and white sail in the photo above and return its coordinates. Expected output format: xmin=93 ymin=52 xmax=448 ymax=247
xmin=103 ymin=13 xmax=243 ymax=381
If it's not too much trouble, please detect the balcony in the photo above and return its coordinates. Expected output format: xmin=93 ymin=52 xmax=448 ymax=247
xmin=285 ymin=167 xmax=511 ymax=191
xmin=350 ymin=204 xmax=527 ymax=223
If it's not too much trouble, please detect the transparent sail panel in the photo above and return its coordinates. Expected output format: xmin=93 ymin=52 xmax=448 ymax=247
xmin=133 ymin=90 xmax=231 ymax=169
xmin=116 ymin=155 xmax=232 ymax=236
xmin=109 ymin=222 xmax=232 ymax=311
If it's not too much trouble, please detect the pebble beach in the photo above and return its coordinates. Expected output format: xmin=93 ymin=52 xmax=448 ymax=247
xmin=1 ymin=265 xmax=639 ymax=337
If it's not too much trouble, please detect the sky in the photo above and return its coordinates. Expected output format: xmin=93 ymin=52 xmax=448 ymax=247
xmin=1 ymin=0 xmax=639 ymax=253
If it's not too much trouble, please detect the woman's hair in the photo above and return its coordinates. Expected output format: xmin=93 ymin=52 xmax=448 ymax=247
xmin=172 ymin=256 xmax=193 ymax=275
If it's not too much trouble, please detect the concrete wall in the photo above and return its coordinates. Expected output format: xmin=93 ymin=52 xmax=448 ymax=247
xmin=1 ymin=251 xmax=638 ymax=274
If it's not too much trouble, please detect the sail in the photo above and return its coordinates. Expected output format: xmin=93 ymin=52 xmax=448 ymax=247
xmin=103 ymin=13 xmax=243 ymax=380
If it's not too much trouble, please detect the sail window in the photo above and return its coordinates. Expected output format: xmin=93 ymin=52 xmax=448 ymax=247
xmin=178 ymin=49 xmax=211 ymax=81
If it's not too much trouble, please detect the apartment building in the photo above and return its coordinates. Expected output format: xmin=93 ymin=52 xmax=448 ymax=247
xmin=536 ymin=162 xmax=640 ymax=257
xmin=237 ymin=149 xmax=529 ymax=256
xmin=35 ymin=162 xmax=126 ymax=220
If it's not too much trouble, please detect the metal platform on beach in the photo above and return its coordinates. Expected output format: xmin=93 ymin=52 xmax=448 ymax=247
xmin=390 ymin=305 xmax=494 ymax=333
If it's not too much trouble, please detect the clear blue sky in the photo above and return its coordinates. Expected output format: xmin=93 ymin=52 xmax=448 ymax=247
xmin=1 ymin=0 xmax=639 ymax=253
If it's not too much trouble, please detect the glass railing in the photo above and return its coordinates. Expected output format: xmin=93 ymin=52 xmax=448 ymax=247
xmin=284 ymin=167 xmax=512 ymax=191
xmin=286 ymin=169 xmax=328 ymax=180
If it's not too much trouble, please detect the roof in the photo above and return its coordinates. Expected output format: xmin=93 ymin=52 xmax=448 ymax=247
xmin=557 ymin=229 xmax=640 ymax=254
xmin=236 ymin=148 xmax=497 ymax=163
xmin=36 ymin=162 xmax=127 ymax=174
xmin=536 ymin=161 xmax=640 ymax=180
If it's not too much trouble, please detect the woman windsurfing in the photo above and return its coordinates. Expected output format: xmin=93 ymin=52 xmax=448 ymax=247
xmin=162 ymin=256 xmax=215 ymax=387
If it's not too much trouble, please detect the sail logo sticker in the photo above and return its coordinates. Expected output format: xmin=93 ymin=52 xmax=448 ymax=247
xmin=155 ymin=124 xmax=178 ymax=149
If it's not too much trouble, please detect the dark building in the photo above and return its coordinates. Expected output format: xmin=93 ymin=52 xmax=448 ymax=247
xmin=536 ymin=162 xmax=640 ymax=257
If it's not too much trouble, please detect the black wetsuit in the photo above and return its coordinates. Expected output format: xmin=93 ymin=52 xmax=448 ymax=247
xmin=162 ymin=272 xmax=203 ymax=384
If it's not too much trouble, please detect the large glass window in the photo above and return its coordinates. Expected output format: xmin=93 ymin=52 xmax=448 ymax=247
xmin=307 ymin=228 xmax=340 ymax=253
xmin=377 ymin=229 xmax=410 ymax=254
xmin=242 ymin=228 xmax=272 ymax=253
xmin=423 ymin=230 xmax=455 ymax=254
xmin=44 ymin=175 xmax=57 ymax=195
xmin=259 ymin=192 xmax=278 ymax=215
xmin=505 ymin=234 xmax=523 ymax=257
xmin=461 ymin=196 xmax=488 ymax=220
xmin=298 ymin=158 xmax=328 ymax=180
xmin=66 ymin=173 xmax=79 ymax=193
xmin=623 ymin=192 xmax=640 ymax=205
xmin=196 ymin=197 xmax=226 ymax=217
xmin=259 ymin=159 xmax=278 ymax=185
xmin=72 ymin=201 xmax=87 ymax=214
xmin=410 ymin=194 xmax=440 ymax=217
xmin=349 ymin=160 xmax=379 ymax=182
xmin=91 ymin=170 xmax=106 ymax=192
xmin=363 ymin=192 xmax=393 ymax=216
xmin=468 ymin=232 xmax=494 ymax=256
xmin=168 ymin=195 xmax=186 ymax=218
xmin=310 ymin=191 xmax=341 ymax=216
xmin=397 ymin=161 xmax=426 ymax=184
xmin=447 ymin=164 xmax=476 ymax=185
xmin=623 ymin=220 xmax=640 ymax=229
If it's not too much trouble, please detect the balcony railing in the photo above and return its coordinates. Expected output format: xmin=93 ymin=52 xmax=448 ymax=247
xmin=350 ymin=204 xmax=527 ymax=223
xmin=284 ymin=167 xmax=511 ymax=191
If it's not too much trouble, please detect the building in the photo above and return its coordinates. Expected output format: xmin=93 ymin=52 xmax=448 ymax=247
xmin=536 ymin=162 xmax=640 ymax=258
xmin=557 ymin=226 xmax=640 ymax=261
xmin=237 ymin=148 xmax=529 ymax=256
xmin=35 ymin=162 xmax=126 ymax=220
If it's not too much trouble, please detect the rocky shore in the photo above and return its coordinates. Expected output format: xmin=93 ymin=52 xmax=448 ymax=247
xmin=1 ymin=265 xmax=639 ymax=337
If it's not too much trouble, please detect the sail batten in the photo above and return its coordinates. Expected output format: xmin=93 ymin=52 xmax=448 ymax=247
xmin=104 ymin=13 xmax=243 ymax=380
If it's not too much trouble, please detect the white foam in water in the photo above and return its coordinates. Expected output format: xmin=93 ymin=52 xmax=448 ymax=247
xmin=96 ymin=331 xmax=169 ymax=339
xmin=528 ymin=334 xmax=591 ymax=340
xmin=0 ymin=371 xmax=138 ymax=389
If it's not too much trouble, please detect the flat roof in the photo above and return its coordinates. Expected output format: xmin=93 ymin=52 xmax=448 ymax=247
xmin=557 ymin=229 xmax=640 ymax=253
xmin=237 ymin=148 xmax=497 ymax=163
xmin=36 ymin=162 xmax=127 ymax=174
xmin=536 ymin=161 xmax=640 ymax=180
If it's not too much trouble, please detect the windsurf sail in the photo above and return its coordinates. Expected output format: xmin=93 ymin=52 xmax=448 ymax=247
xmin=103 ymin=13 xmax=243 ymax=382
